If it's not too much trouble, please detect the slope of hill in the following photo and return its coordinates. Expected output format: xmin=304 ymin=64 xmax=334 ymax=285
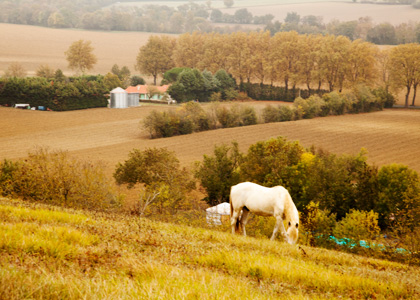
xmin=1 ymin=105 xmax=420 ymax=177
xmin=0 ymin=197 xmax=418 ymax=299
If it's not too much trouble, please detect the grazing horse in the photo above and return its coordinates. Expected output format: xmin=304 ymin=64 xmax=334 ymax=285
xmin=230 ymin=182 xmax=299 ymax=244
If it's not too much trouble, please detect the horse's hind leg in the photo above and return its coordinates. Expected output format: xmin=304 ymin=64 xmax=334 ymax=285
xmin=231 ymin=210 xmax=241 ymax=234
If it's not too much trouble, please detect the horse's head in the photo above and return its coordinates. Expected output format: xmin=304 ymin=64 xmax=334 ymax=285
xmin=286 ymin=221 xmax=299 ymax=245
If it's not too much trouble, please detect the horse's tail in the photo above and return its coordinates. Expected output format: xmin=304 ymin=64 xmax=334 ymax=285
xmin=230 ymin=187 xmax=241 ymax=233
xmin=230 ymin=191 xmax=233 ymax=219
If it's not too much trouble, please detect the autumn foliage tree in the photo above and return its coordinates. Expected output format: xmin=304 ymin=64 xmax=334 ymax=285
xmin=136 ymin=35 xmax=176 ymax=85
xmin=388 ymin=43 xmax=420 ymax=107
xmin=65 ymin=40 xmax=97 ymax=74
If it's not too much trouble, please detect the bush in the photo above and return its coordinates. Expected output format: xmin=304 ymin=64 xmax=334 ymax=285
xmin=262 ymin=105 xmax=295 ymax=123
xmin=323 ymin=91 xmax=348 ymax=115
xmin=300 ymin=201 xmax=337 ymax=247
xmin=262 ymin=105 xmax=280 ymax=123
xmin=294 ymin=95 xmax=327 ymax=119
xmin=114 ymin=148 xmax=195 ymax=214
xmin=0 ymin=149 xmax=117 ymax=211
xmin=333 ymin=209 xmax=380 ymax=243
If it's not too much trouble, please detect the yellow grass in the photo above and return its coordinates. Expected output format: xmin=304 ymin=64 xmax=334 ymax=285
xmin=0 ymin=197 xmax=419 ymax=299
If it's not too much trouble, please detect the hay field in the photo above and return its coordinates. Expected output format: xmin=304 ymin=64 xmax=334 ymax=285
xmin=1 ymin=104 xmax=420 ymax=178
xmin=0 ymin=23 xmax=172 ymax=77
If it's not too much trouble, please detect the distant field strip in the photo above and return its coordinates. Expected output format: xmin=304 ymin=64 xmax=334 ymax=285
xmin=1 ymin=106 xmax=420 ymax=177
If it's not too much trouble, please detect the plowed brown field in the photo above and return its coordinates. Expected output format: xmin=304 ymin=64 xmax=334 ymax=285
xmin=2 ymin=104 xmax=420 ymax=178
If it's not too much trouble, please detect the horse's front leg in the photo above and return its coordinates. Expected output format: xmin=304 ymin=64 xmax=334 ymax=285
xmin=271 ymin=215 xmax=288 ymax=242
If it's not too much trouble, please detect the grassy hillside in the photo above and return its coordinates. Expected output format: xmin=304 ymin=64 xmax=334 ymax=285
xmin=0 ymin=197 xmax=418 ymax=299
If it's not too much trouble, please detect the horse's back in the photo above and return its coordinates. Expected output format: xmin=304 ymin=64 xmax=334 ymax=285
xmin=230 ymin=182 xmax=286 ymax=216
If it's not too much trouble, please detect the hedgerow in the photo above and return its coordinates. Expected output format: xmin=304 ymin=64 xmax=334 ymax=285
xmin=0 ymin=76 xmax=108 ymax=111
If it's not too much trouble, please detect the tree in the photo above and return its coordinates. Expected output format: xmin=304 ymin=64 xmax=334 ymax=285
xmin=4 ymin=62 xmax=26 ymax=78
xmin=234 ymin=8 xmax=253 ymax=24
xmin=103 ymin=73 xmax=122 ymax=91
xmin=223 ymin=0 xmax=234 ymax=8
xmin=195 ymin=142 xmax=242 ymax=206
xmin=130 ymin=75 xmax=145 ymax=86
xmin=114 ymin=148 xmax=194 ymax=213
xmin=388 ymin=43 xmax=420 ymax=107
xmin=318 ymin=35 xmax=351 ymax=92
xmin=111 ymin=64 xmax=130 ymax=86
xmin=270 ymin=31 xmax=302 ymax=94
xmin=346 ymin=39 xmax=378 ymax=87
xmin=64 ymin=40 xmax=97 ymax=74
xmin=136 ymin=35 xmax=175 ymax=85
xmin=172 ymin=32 xmax=205 ymax=69
xmin=367 ymin=23 xmax=397 ymax=45
xmin=36 ymin=64 xmax=55 ymax=78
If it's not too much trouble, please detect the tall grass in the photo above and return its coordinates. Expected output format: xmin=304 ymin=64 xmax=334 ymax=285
xmin=0 ymin=197 xmax=419 ymax=299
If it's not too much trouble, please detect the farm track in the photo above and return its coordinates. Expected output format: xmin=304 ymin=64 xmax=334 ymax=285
xmin=1 ymin=105 xmax=420 ymax=178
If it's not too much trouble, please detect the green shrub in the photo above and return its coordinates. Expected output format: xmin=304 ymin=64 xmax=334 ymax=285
xmin=300 ymin=201 xmax=337 ymax=247
xmin=323 ymin=91 xmax=347 ymax=115
xmin=239 ymin=105 xmax=257 ymax=126
xmin=262 ymin=105 xmax=294 ymax=123
xmin=333 ymin=209 xmax=380 ymax=242
xmin=262 ymin=105 xmax=280 ymax=123
xmin=294 ymin=95 xmax=327 ymax=119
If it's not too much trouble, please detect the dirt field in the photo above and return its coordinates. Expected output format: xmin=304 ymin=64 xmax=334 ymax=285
xmin=1 ymin=104 xmax=420 ymax=179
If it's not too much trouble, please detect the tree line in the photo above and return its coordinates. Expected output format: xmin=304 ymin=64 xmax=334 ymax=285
xmin=137 ymin=31 xmax=420 ymax=107
xmin=3 ymin=0 xmax=420 ymax=44
xmin=143 ymin=86 xmax=392 ymax=139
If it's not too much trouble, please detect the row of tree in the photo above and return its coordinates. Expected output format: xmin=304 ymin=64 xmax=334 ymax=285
xmin=137 ymin=32 xmax=420 ymax=107
xmin=3 ymin=0 xmax=420 ymax=42
xmin=266 ymin=12 xmax=420 ymax=45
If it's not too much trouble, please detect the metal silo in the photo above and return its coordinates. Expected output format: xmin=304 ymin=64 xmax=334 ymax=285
xmin=110 ymin=87 xmax=128 ymax=108
xmin=127 ymin=92 xmax=139 ymax=107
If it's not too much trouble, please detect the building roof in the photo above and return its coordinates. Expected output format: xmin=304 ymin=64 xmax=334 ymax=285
xmin=125 ymin=85 xmax=169 ymax=94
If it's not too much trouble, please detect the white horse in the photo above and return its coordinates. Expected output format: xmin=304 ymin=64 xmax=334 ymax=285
xmin=230 ymin=182 xmax=299 ymax=244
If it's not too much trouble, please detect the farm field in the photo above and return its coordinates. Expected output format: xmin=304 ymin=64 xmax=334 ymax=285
xmin=0 ymin=23 xmax=171 ymax=76
xmin=1 ymin=104 xmax=420 ymax=178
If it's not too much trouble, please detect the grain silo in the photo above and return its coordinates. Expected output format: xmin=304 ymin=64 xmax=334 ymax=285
xmin=127 ymin=92 xmax=139 ymax=107
xmin=110 ymin=87 xmax=128 ymax=108
xmin=125 ymin=85 xmax=140 ymax=107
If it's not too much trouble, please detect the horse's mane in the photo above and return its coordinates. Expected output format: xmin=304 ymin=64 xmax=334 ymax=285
xmin=282 ymin=189 xmax=299 ymax=224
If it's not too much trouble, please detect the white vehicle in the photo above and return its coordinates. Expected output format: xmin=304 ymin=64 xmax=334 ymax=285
xmin=14 ymin=103 xmax=30 ymax=109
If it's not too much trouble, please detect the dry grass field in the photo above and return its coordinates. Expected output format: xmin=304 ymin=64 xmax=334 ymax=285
xmin=1 ymin=103 xmax=420 ymax=179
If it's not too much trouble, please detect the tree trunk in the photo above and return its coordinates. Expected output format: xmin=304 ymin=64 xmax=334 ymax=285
xmin=153 ymin=74 xmax=157 ymax=86
xmin=412 ymin=84 xmax=418 ymax=107
xmin=405 ymin=85 xmax=411 ymax=108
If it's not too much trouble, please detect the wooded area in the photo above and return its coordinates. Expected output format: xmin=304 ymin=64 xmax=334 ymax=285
xmin=137 ymin=31 xmax=420 ymax=107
